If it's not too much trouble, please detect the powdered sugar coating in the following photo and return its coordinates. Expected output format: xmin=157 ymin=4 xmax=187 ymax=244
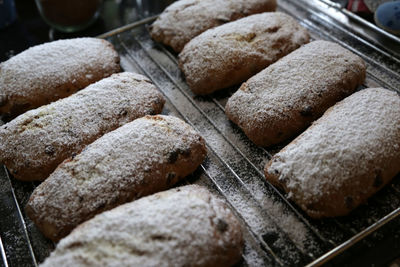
xmin=39 ymin=185 xmax=243 ymax=267
xmin=26 ymin=115 xmax=207 ymax=241
xmin=178 ymin=12 xmax=310 ymax=94
xmin=150 ymin=0 xmax=277 ymax=52
xmin=0 ymin=72 xmax=165 ymax=181
xmin=0 ymin=38 xmax=120 ymax=116
xmin=265 ymin=88 xmax=400 ymax=218
xmin=225 ymin=40 xmax=366 ymax=146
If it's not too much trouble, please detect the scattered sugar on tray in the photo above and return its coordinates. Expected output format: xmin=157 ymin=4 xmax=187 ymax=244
xmin=190 ymin=111 xmax=315 ymax=253
xmin=204 ymin=157 xmax=320 ymax=262
xmin=168 ymin=85 xmax=317 ymax=255
xmin=123 ymin=30 xmax=321 ymax=260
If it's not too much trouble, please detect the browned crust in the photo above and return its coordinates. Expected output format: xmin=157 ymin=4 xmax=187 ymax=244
xmin=0 ymin=72 xmax=164 ymax=181
xmin=264 ymin=89 xmax=400 ymax=218
xmin=0 ymin=39 xmax=120 ymax=119
xmin=150 ymin=0 xmax=277 ymax=53
xmin=39 ymin=185 xmax=243 ymax=266
xmin=225 ymin=40 xmax=366 ymax=147
xmin=178 ymin=12 xmax=310 ymax=95
xmin=265 ymin=131 xmax=400 ymax=219
xmin=26 ymin=115 xmax=207 ymax=241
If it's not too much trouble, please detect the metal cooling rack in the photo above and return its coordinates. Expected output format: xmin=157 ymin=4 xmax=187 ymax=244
xmin=1 ymin=0 xmax=400 ymax=266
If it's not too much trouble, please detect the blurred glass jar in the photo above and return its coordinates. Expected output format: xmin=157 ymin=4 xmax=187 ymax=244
xmin=0 ymin=0 xmax=17 ymax=29
xmin=35 ymin=0 xmax=103 ymax=32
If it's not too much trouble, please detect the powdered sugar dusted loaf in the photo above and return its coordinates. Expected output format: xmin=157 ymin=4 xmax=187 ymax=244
xmin=0 ymin=38 xmax=120 ymax=118
xmin=0 ymin=72 xmax=165 ymax=181
xmin=26 ymin=115 xmax=207 ymax=241
xmin=39 ymin=185 xmax=243 ymax=267
xmin=150 ymin=0 xmax=277 ymax=52
xmin=178 ymin=12 xmax=310 ymax=95
xmin=265 ymin=88 xmax=400 ymax=218
xmin=225 ymin=40 xmax=366 ymax=146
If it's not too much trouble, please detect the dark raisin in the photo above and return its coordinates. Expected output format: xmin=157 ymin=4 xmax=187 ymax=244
xmin=119 ymin=109 xmax=128 ymax=117
xmin=0 ymin=95 xmax=7 ymax=107
xmin=96 ymin=201 xmax=106 ymax=211
xmin=300 ymin=106 xmax=313 ymax=117
xmin=150 ymin=235 xmax=167 ymax=241
xmin=167 ymin=151 xmax=179 ymax=163
xmin=373 ymin=170 xmax=383 ymax=188
xmin=166 ymin=172 xmax=176 ymax=185
xmin=216 ymin=17 xmax=230 ymax=24
xmin=345 ymin=196 xmax=354 ymax=209
xmin=216 ymin=219 xmax=228 ymax=233
xmin=45 ymin=145 xmax=55 ymax=156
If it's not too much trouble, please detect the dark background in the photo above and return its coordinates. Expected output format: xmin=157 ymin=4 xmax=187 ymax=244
xmin=0 ymin=0 xmax=174 ymax=62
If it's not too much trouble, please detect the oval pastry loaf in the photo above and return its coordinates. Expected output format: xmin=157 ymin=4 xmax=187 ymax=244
xmin=0 ymin=72 xmax=165 ymax=181
xmin=150 ymin=0 xmax=277 ymax=52
xmin=26 ymin=115 xmax=207 ymax=241
xmin=265 ymin=88 xmax=400 ymax=218
xmin=39 ymin=185 xmax=243 ymax=267
xmin=225 ymin=40 xmax=366 ymax=146
xmin=0 ymin=38 xmax=120 ymax=118
xmin=178 ymin=12 xmax=310 ymax=95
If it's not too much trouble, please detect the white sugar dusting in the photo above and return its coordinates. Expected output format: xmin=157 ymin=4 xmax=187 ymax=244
xmin=178 ymin=12 xmax=310 ymax=94
xmin=40 ymin=185 xmax=243 ymax=267
xmin=150 ymin=0 xmax=277 ymax=52
xmin=27 ymin=115 xmax=206 ymax=241
xmin=267 ymin=88 xmax=400 ymax=217
xmin=0 ymin=38 xmax=120 ymax=114
xmin=134 ymin=36 xmax=319 ymax=261
xmin=0 ymin=72 xmax=164 ymax=181
xmin=225 ymin=40 xmax=366 ymax=146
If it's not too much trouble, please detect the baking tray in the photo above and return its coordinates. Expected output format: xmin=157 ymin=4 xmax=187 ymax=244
xmin=1 ymin=0 xmax=400 ymax=266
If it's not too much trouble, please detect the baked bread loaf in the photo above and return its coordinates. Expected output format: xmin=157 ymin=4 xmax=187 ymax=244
xmin=225 ymin=40 xmax=366 ymax=146
xmin=178 ymin=12 xmax=310 ymax=95
xmin=264 ymin=88 xmax=400 ymax=218
xmin=0 ymin=38 xmax=120 ymax=118
xmin=150 ymin=0 xmax=277 ymax=52
xmin=0 ymin=72 xmax=165 ymax=181
xmin=39 ymin=185 xmax=243 ymax=267
xmin=26 ymin=115 xmax=207 ymax=241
